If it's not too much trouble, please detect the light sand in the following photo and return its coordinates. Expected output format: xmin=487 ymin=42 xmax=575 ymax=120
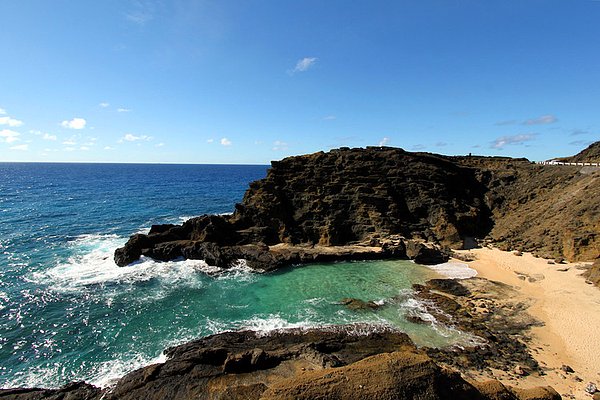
xmin=455 ymin=247 xmax=600 ymax=398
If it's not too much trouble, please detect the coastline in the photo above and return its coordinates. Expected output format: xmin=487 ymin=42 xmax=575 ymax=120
xmin=453 ymin=247 xmax=599 ymax=399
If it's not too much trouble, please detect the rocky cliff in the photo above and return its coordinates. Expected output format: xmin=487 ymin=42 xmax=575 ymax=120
xmin=115 ymin=145 xmax=599 ymax=268
xmin=558 ymin=141 xmax=600 ymax=163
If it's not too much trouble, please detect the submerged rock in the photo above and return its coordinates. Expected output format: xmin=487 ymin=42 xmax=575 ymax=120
xmin=339 ymin=298 xmax=381 ymax=311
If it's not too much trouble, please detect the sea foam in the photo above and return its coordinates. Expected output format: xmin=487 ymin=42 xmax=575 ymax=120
xmin=28 ymin=233 xmax=241 ymax=292
xmin=426 ymin=261 xmax=477 ymax=279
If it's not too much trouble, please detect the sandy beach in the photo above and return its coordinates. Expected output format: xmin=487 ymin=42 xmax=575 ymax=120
xmin=455 ymin=248 xmax=600 ymax=399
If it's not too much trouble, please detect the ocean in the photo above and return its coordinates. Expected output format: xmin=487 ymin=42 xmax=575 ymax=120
xmin=0 ymin=163 xmax=477 ymax=389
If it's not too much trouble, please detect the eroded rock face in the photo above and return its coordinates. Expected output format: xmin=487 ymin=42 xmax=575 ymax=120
xmin=115 ymin=147 xmax=490 ymax=268
xmin=460 ymin=156 xmax=600 ymax=261
xmin=233 ymin=148 xmax=491 ymax=247
xmin=115 ymin=145 xmax=599 ymax=268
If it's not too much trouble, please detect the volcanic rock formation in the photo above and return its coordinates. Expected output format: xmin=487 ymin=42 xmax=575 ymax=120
xmin=115 ymin=144 xmax=600 ymax=269
xmin=0 ymin=326 xmax=561 ymax=400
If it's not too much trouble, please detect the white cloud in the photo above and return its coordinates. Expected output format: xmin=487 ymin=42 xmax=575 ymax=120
xmin=119 ymin=133 xmax=152 ymax=142
xmin=290 ymin=57 xmax=318 ymax=74
xmin=0 ymin=108 xmax=6 ymax=115
xmin=117 ymin=108 xmax=131 ymax=113
xmin=80 ymin=146 xmax=90 ymax=151
xmin=125 ymin=1 xmax=155 ymax=25
xmin=32 ymin=129 xmax=57 ymax=140
xmin=99 ymin=102 xmax=110 ymax=108
xmin=64 ymin=147 xmax=75 ymax=152
xmin=104 ymin=146 xmax=114 ymax=150
xmin=490 ymin=133 xmax=537 ymax=149
xmin=62 ymin=140 xmax=77 ymax=145
xmin=206 ymin=138 xmax=214 ymax=143
xmin=0 ymin=129 xmax=20 ymax=143
xmin=0 ymin=116 xmax=24 ymax=127
xmin=61 ymin=117 xmax=87 ymax=129
xmin=379 ymin=137 xmax=390 ymax=146
xmin=523 ymin=115 xmax=557 ymax=125
xmin=322 ymin=115 xmax=336 ymax=120
xmin=10 ymin=144 xmax=28 ymax=151
xmin=272 ymin=140 xmax=288 ymax=151
xmin=220 ymin=137 xmax=232 ymax=146
xmin=155 ymin=142 xmax=165 ymax=147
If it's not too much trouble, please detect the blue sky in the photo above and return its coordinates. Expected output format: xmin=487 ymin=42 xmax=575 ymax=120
xmin=1 ymin=0 xmax=599 ymax=163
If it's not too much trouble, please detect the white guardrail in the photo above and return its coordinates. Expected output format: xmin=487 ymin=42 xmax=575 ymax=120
xmin=537 ymin=161 xmax=600 ymax=166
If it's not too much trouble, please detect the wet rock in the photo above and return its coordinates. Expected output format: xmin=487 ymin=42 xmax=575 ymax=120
xmin=0 ymin=381 xmax=101 ymax=400
xmin=405 ymin=314 xmax=429 ymax=324
xmin=339 ymin=298 xmax=381 ymax=311
xmin=114 ymin=233 xmax=154 ymax=266
xmin=405 ymin=240 xmax=449 ymax=265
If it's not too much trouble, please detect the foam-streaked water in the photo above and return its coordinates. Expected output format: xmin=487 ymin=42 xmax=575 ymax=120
xmin=0 ymin=163 xmax=479 ymax=389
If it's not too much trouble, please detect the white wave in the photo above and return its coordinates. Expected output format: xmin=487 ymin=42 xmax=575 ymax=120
xmin=303 ymin=297 xmax=326 ymax=306
xmin=89 ymin=352 xmax=167 ymax=388
xmin=215 ymin=259 xmax=257 ymax=281
xmin=0 ymin=291 xmax=8 ymax=310
xmin=401 ymin=296 xmax=485 ymax=347
xmin=177 ymin=215 xmax=201 ymax=223
xmin=237 ymin=315 xmax=318 ymax=335
xmin=426 ymin=262 xmax=477 ymax=279
xmin=28 ymin=234 xmax=228 ymax=291
xmin=402 ymin=297 xmax=440 ymax=325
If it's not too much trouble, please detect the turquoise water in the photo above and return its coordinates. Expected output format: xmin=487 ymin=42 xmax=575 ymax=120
xmin=0 ymin=163 xmax=477 ymax=389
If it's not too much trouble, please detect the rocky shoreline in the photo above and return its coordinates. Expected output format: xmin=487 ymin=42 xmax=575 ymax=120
xmin=0 ymin=317 xmax=560 ymax=400
xmin=4 ymin=145 xmax=598 ymax=399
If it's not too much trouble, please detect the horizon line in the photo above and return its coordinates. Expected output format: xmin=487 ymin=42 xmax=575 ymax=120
xmin=0 ymin=160 xmax=271 ymax=166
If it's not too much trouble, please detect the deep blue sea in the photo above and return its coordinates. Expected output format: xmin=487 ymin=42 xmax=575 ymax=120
xmin=0 ymin=163 xmax=478 ymax=389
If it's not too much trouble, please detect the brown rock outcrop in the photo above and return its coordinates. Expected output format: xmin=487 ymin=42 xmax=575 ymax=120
xmin=115 ymin=147 xmax=493 ymax=268
xmin=583 ymin=258 xmax=600 ymax=286
xmin=458 ymin=155 xmax=600 ymax=261
xmin=0 ymin=327 xmax=560 ymax=400
xmin=116 ymin=144 xmax=600 ymax=269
